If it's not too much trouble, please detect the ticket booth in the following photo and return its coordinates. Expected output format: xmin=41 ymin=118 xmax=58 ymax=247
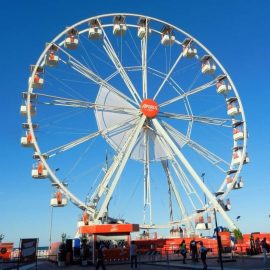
xmin=78 ymin=223 xmax=139 ymax=263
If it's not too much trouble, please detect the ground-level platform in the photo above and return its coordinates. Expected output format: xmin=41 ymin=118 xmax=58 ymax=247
xmin=9 ymin=254 xmax=270 ymax=270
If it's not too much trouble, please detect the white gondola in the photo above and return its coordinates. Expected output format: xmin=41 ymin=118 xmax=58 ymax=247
xmin=183 ymin=47 xmax=197 ymax=58
xmin=225 ymin=170 xmax=236 ymax=190
xmin=20 ymin=136 xmax=34 ymax=147
xmin=227 ymin=97 xmax=240 ymax=116
xmin=64 ymin=36 xmax=79 ymax=50
xmin=227 ymin=105 xmax=240 ymax=116
xmin=201 ymin=55 xmax=216 ymax=74
xmin=45 ymin=54 xmax=59 ymax=67
xmin=182 ymin=38 xmax=197 ymax=58
xmin=216 ymin=82 xmax=232 ymax=94
xmin=29 ymin=66 xmax=44 ymax=89
xmin=138 ymin=27 xmax=146 ymax=39
xmin=233 ymin=121 xmax=244 ymax=141
xmin=232 ymin=150 xmax=241 ymax=165
xmin=28 ymin=76 xmax=44 ymax=89
xmin=226 ymin=176 xmax=234 ymax=189
xmin=161 ymin=34 xmax=175 ymax=46
xmin=20 ymin=105 xmax=36 ymax=116
xmin=50 ymin=197 xmax=68 ymax=207
xmin=232 ymin=146 xmax=248 ymax=165
xmin=137 ymin=26 xmax=151 ymax=39
xmin=137 ymin=17 xmax=151 ymax=39
xmin=88 ymin=27 xmax=102 ymax=39
xmin=233 ymin=177 xmax=244 ymax=189
xmin=233 ymin=129 xmax=244 ymax=140
xmin=45 ymin=43 xmax=59 ymax=67
xmin=202 ymin=61 xmax=216 ymax=74
xmin=113 ymin=15 xmax=127 ymax=36
xmin=113 ymin=23 xmax=127 ymax=36
xmin=32 ymin=168 xmax=48 ymax=179
xmin=236 ymin=178 xmax=244 ymax=189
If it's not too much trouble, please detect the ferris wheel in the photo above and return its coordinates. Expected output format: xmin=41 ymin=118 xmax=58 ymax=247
xmin=20 ymin=13 xmax=248 ymax=233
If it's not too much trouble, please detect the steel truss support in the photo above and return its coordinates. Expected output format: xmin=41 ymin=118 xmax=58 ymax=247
xmin=161 ymin=160 xmax=193 ymax=232
xmin=143 ymin=128 xmax=152 ymax=225
xmin=153 ymin=119 xmax=237 ymax=230
xmin=95 ymin=116 xmax=146 ymax=221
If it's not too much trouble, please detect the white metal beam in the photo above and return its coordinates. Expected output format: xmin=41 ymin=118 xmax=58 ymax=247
xmin=161 ymin=121 xmax=230 ymax=171
xmin=159 ymin=79 xmax=217 ymax=108
xmin=99 ymin=21 xmax=142 ymax=105
xmin=44 ymin=116 xmax=139 ymax=158
xmin=153 ymin=51 xmax=184 ymax=100
xmin=141 ymin=20 xmax=148 ymax=99
xmin=152 ymin=119 xmax=237 ymax=230
xmin=143 ymin=128 xmax=152 ymax=224
xmin=55 ymin=44 xmax=138 ymax=107
xmin=159 ymin=112 xmax=232 ymax=127
xmin=95 ymin=115 xmax=146 ymax=221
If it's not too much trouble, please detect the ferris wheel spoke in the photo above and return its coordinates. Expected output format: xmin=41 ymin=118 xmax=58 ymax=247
xmin=68 ymin=59 xmax=138 ymax=106
xmin=159 ymin=79 xmax=217 ymax=108
xmin=35 ymin=93 xmax=139 ymax=115
xmin=95 ymin=115 xmax=147 ymax=221
xmin=153 ymin=51 xmax=184 ymax=100
xmin=141 ymin=20 xmax=149 ymax=99
xmin=159 ymin=112 xmax=232 ymax=127
xmin=161 ymin=121 xmax=230 ymax=171
xmin=98 ymin=20 xmax=142 ymax=105
xmin=152 ymin=118 xmax=237 ymax=230
xmin=43 ymin=116 xmax=139 ymax=158
xmin=55 ymin=44 xmax=138 ymax=107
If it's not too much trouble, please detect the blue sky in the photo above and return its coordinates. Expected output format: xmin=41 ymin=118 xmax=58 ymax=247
xmin=1 ymin=0 xmax=270 ymax=246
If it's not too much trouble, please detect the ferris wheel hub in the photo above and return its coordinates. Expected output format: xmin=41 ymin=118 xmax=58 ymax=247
xmin=140 ymin=99 xmax=159 ymax=118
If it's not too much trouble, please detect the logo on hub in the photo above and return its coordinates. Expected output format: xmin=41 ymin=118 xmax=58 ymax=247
xmin=140 ymin=99 xmax=159 ymax=118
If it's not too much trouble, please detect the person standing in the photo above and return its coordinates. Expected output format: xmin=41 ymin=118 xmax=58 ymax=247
xmin=179 ymin=240 xmax=187 ymax=264
xmin=199 ymin=241 xmax=208 ymax=270
xmin=190 ymin=238 xmax=198 ymax=262
xmin=255 ymin=237 xmax=261 ymax=254
xmin=261 ymin=238 xmax=268 ymax=264
xmin=130 ymin=241 xmax=138 ymax=268
xmin=96 ymin=243 xmax=106 ymax=270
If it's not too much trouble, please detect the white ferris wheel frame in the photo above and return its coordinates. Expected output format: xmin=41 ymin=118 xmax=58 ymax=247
xmin=24 ymin=13 xmax=248 ymax=231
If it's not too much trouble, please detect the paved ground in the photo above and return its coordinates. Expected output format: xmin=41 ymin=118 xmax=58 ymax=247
xmin=13 ymin=255 xmax=270 ymax=270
